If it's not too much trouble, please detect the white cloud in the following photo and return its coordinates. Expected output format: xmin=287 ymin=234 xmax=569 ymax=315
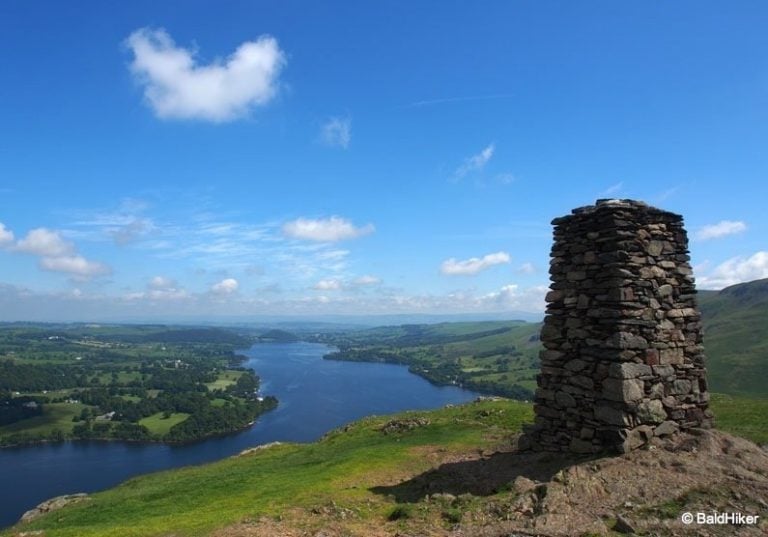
xmin=282 ymin=216 xmax=374 ymax=242
xmin=0 ymin=223 xmax=14 ymax=246
xmin=125 ymin=276 xmax=189 ymax=301
xmin=697 ymin=251 xmax=768 ymax=289
xmin=313 ymin=278 xmax=342 ymax=291
xmin=441 ymin=251 xmax=510 ymax=276
xmin=12 ymin=227 xmax=111 ymax=280
xmin=147 ymin=288 xmax=190 ymax=301
xmin=111 ymin=218 xmax=153 ymax=245
xmin=320 ymin=117 xmax=351 ymax=149
xmin=15 ymin=228 xmax=75 ymax=257
xmin=126 ymin=27 xmax=286 ymax=122
xmin=517 ymin=262 xmax=536 ymax=274
xmin=480 ymin=284 xmax=548 ymax=312
xmin=354 ymin=275 xmax=381 ymax=286
xmin=149 ymin=276 xmax=176 ymax=290
xmin=454 ymin=144 xmax=494 ymax=180
xmin=599 ymin=181 xmax=624 ymax=197
xmin=211 ymin=278 xmax=239 ymax=295
xmin=39 ymin=255 xmax=112 ymax=279
xmin=695 ymin=220 xmax=747 ymax=241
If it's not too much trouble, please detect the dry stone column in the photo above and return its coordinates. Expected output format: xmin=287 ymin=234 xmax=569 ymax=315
xmin=528 ymin=199 xmax=712 ymax=454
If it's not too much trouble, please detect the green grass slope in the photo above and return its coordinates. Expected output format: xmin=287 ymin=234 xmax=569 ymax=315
xmin=4 ymin=400 xmax=533 ymax=537
xmin=4 ymin=396 xmax=766 ymax=537
xmin=698 ymin=278 xmax=768 ymax=396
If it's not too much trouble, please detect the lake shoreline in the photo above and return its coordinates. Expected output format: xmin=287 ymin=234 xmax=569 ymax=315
xmin=0 ymin=341 xmax=481 ymax=529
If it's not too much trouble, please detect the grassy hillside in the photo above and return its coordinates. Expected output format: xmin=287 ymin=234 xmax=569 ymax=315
xmin=317 ymin=279 xmax=768 ymax=399
xmin=3 ymin=399 xmax=533 ymax=537
xmin=4 ymin=396 xmax=766 ymax=537
xmin=698 ymin=278 xmax=768 ymax=396
xmin=316 ymin=321 xmax=542 ymax=399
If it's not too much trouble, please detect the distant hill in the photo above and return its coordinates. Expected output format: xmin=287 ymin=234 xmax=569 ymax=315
xmin=258 ymin=329 xmax=299 ymax=342
xmin=698 ymin=278 xmax=768 ymax=396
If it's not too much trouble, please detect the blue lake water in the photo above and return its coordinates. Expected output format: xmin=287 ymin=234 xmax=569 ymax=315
xmin=0 ymin=341 xmax=481 ymax=528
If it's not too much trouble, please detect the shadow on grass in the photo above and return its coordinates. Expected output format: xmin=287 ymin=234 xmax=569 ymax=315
xmin=371 ymin=448 xmax=601 ymax=503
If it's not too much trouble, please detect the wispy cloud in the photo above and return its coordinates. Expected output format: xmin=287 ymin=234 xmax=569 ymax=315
xmin=353 ymin=275 xmax=381 ymax=286
xmin=598 ymin=181 xmax=624 ymax=198
xmin=407 ymin=93 xmax=515 ymax=108
xmin=652 ymin=186 xmax=680 ymax=203
xmin=282 ymin=216 xmax=374 ymax=242
xmin=694 ymin=220 xmax=747 ymax=241
xmin=126 ymin=27 xmax=286 ymax=122
xmin=441 ymin=251 xmax=510 ymax=276
xmin=320 ymin=117 xmax=351 ymax=149
xmin=453 ymin=144 xmax=495 ymax=181
xmin=69 ymin=199 xmax=156 ymax=245
xmin=517 ymin=262 xmax=536 ymax=275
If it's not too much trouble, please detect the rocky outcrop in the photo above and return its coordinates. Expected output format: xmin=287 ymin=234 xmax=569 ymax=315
xmin=527 ymin=199 xmax=712 ymax=453
xmin=20 ymin=493 xmax=89 ymax=523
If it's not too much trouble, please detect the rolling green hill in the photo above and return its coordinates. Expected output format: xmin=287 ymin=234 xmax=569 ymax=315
xmin=698 ymin=278 xmax=768 ymax=396
xmin=317 ymin=279 xmax=768 ymax=399
xmin=315 ymin=321 xmax=542 ymax=399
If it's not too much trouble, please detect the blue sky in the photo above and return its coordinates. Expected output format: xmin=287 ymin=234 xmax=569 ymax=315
xmin=1 ymin=1 xmax=767 ymax=321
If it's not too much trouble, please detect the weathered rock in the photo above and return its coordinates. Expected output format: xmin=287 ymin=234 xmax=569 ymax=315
xmin=602 ymin=378 xmax=644 ymax=402
xmin=20 ymin=493 xmax=89 ymax=523
xmin=654 ymin=420 xmax=679 ymax=437
xmin=614 ymin=513 xmax=637 ymax=534
xmin=636 ymin=399 xmax=667 ymax=424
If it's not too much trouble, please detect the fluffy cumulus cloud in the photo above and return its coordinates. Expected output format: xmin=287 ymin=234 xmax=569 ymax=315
xmin=126 ymin=27 xmax=286 ymax=122
xmin=313 ymin=278 xmax=342 ymax=291
xmin=454 ymin=144 xmax=494 ymax=180
xmin=123 ymin=276 xmax=189 ymax=301
xmin=282 ymin=216 xmax=375 ymax=242
xmin=481 ymin=284 xmax=548 ymax=311
xmin=211 ymin=278 xmax=239 ymax=295
xmin=0 ymin=222 xmax=14 ymax=246
xmin=39 ymin=255 xmax=111 ymax=279
xmin=697 ymin=251 xmax=768 ymax=289
xmin=695 ymin=220 xmax=747 ymax=241
xmin=15 ymin=228 xmax=75 ymax=257
xmin=320 ymin=117 xmax=351 ymax=149
xmin=441 ymin=251 xmax=510 ymax=276
xmin=10 ymin=227 xmax=111 ymax=280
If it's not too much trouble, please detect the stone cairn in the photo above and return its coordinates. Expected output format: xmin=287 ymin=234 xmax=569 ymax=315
xmin=527 ymin=199 xmax=712 ymax=454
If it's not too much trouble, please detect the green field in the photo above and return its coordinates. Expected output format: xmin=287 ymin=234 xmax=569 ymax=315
xmin=138 ymin=412 xmax=191 ymax=436
xmin=205 ymin=370 xmax=244 ymax=391
xmin=0 ymin=402 xmax=87 ymax=437
xmin=710 ymin=393 xmax=768 ymax=444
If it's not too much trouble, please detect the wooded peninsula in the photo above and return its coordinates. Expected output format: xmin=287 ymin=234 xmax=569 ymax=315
xmin=0 ymin=324 xmax=277 ymax=447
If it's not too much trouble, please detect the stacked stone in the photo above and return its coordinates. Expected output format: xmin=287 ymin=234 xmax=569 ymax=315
xmin=529 ymin=199 xmax=712 ymax=454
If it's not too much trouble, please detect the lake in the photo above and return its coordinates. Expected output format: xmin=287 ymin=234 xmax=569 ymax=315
xmin=0 ymin=341 xmax=481 ymax=528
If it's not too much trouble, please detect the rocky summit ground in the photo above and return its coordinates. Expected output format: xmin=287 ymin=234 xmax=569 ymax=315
xmin=211 ymin=429 xmax=768 ymax=537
